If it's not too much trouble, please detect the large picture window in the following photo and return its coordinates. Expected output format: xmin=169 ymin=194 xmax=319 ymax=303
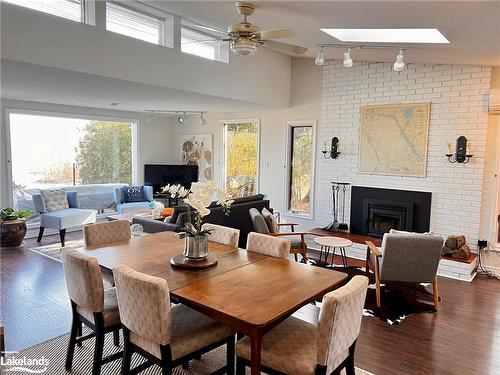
xmin=286 ymin=121 xmax=316 ymax=217
xmin=8 ymin=112 xmax=136 ymax=221
xmin=223 ymin=120 xmax=260 ymax=198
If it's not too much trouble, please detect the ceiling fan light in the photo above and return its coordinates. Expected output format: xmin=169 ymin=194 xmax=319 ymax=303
xmin=315 ymin=47 xmax=324 ymax=66
xmin=231 ymin=39 xmax=259 ymax=56
xmin=343 ymin=48 xmax=353 ymax=68
xmin=393 ymin=49 xmax=405 ymax=72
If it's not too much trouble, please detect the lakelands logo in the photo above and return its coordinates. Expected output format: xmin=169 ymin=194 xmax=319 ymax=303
xmin=1 ymin=353 xmax=49 ymax=373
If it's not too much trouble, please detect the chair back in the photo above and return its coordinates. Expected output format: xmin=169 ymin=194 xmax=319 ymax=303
xmin=33 ymin=191 xmax=79 ymax=213
xmin=61 ymin=249 xmax=104 ymax=313
xmin=316 ymin=275 xmax=368 ymax=372
xmin=113 ymin=265 xmax=172 ymax=346
xmin=83 ymin=220 xmax=131 ymax=247
xmin=201 ymin=223 xmax=240 ymax=248
xmin=246 ymin=232 xmax=290 ymax=258
xmin=379 ymin=233 xmax=444 ymax=282
xmin=249 ymin=208 xmax=270 ymax=234
xmin=113 ymin=186 xmax=153 ymax=204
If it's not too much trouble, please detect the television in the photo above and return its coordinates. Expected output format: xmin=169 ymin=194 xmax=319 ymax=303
xmin=144 ymin=164 xmax=198 ymax=194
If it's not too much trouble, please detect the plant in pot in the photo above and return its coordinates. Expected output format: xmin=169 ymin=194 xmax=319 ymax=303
xmin=0 ymin=208 xmax=31 ymax=248
xmin=163 ymin=181 xmax=233 ymax=259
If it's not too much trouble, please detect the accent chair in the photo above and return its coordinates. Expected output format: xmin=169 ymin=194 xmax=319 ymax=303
xmin=61 ymin=249 xmax=122 ymax=375
xmin=113 ymin=185 xmax=153 ymax=213
xmin=236 ymin=275 xmax=369 ymax=375
xmin=113 ymin=264 xmax=236 ymax=375
xmin=33 ymin=189 xmax=96 ymax=246
xmin=365 ymin=230 xmax=444 ymax=310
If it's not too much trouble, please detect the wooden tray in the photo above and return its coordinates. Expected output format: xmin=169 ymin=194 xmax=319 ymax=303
xmin=170 ymin=254 xmax=218 ymax=269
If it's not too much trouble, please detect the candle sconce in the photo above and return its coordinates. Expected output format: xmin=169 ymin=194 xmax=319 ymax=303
xmin=322 ymin=137 xmax=341 ymax=159
xmin=446 ymin=136 xmax=473 ymax=164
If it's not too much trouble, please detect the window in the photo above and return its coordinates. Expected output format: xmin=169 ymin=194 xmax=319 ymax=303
xmin=8 ymin=112 xmax=136 ymax=222
xmin=106 ymin=2 xmax=166 ymax=45
xmin=286 ymin=121 xmax=315 ymax=217
xmin=5 ymin=0 xmax=84 ymax=22
xmin=181 ymin=20 xmax=229 ymax=63
xmin=223 ymin=121 xmax=260 ymax=198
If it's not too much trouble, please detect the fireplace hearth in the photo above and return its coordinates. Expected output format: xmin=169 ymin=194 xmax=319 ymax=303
xmin=350 ymin=187 xmax=431 ymax=238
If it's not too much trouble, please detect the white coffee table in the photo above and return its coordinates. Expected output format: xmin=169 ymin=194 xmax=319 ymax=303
xmin=313 ymin=236 xmax=353 ymax=268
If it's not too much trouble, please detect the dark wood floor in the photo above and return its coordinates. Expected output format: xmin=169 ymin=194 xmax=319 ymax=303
xmin=2 ymin=233 xmax=500 ymax=374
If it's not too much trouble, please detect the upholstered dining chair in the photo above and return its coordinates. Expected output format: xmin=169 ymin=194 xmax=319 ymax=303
xmin=249 ymin=208 xmax=308 ymax=262
xmin=201 ymin=223 xmax=240 ymax=248
xmin=246 ymin=232 xmax=291 ymax=259
xmin=61 ymin=249 xmax=122 ymax=375
xmin=236 ymin=275 xmax=368 ymax=375
xmin=365 ymin=230 xmax=444 ymax=310
xmin=113 ymin=264 xmax=236 ymax=375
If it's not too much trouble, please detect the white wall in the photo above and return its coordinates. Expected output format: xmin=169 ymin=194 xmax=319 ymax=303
xmin=0 ymin=2 xmax=291 ymax=108
xmin=318 ymin=61 xmax=492 ymax=249
xmin=0 ymin=100 xmax=176 ymax=206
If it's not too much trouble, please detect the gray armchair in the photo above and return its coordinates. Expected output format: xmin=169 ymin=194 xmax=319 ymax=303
xmin=33 ymin=191 xmax=96 ymax=246
xmin=366 ymin=231 xmax=444 ymax=310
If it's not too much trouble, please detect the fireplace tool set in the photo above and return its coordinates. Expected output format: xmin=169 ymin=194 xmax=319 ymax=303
xmin=323 ymin=182 xmax=350 ymax=232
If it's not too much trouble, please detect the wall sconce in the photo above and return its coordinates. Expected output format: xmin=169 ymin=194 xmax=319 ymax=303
xmin=445 ymin=136 xmax=473 ymax=164
xmin=322 ymin=137 xmax=341 ymax=159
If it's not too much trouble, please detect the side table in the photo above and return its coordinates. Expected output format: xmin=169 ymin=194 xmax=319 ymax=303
xmin=313 ymin=236 xmax=353 ymax=268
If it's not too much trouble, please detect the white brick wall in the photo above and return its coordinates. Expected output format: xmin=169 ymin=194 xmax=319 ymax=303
xmin=318 ymin=62 xmax=492 ymax=248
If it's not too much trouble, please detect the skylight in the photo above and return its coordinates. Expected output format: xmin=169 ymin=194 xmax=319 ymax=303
xmin=320 ymin=28 xmax=450 ymax=44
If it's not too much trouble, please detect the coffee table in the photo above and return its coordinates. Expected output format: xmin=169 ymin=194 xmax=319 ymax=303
xmin=313 ymin=236 xmax=353 ymax=268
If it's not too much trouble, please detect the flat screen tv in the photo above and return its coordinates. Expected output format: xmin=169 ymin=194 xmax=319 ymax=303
xmin=144 ymin=164 xmax=198 ymax=194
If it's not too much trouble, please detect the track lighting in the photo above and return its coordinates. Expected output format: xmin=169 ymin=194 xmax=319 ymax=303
xmin=343 ymin=48 xmax=353 ymax=68
xmin=177 ymin=113 xmax=185 ymax=124
xmin=199 ymin=112 xmax=207 ymax=126
xmin=393 ymin=49 xmax=405 ymax=72
xmin=315 ymin=46 xmax=325 ymax=66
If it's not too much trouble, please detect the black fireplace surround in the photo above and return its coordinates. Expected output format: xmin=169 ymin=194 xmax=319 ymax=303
xmin=350 ymin=186 xmax=431 ymax=238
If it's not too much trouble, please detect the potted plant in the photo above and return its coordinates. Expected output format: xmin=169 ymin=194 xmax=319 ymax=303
xmin=162 ymin=181 xmax=233 ymax=259
xmin=0 ymin=208 xmax=31 ymax=248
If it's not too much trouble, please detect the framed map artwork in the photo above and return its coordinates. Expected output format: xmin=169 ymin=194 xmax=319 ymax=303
xmin=180 ymin=134 xmax=212 ymax=180
xmin=359 ymin=103 xmax=431 ymax=177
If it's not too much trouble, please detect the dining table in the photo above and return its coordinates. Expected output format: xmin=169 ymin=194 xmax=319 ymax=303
xmin=80 ymin=231 xmax=348 ymax=375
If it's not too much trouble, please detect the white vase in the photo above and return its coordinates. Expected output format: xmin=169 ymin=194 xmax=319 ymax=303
xmin=183 ymin=236 xmax=209 ymax=259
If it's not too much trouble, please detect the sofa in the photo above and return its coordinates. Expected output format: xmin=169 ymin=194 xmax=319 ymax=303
xmin=131 ymin=194 xmax=270 ymax=248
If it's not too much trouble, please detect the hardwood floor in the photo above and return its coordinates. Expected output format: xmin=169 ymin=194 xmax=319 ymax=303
xmin=2 ymin=232 xmax=500 ymax=374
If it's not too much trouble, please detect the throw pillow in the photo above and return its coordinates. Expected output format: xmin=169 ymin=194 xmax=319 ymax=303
xmin=123 ymin=186 xmax=145 ymax=203
xmin=40 ymin=189 xmax=69 ymax=212
xmin=262 ymin=207 xmax=278 ymax=233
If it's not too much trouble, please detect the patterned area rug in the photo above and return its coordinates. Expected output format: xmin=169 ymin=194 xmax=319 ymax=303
xmin=2 ymin=331 xmax=374 ymax=374
xmin=29 ymin=239 xmax=85 ymax=262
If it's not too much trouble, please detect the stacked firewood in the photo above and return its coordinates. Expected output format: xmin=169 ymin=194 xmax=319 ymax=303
xmin=441 ymin=235 xmax=471 ymax=260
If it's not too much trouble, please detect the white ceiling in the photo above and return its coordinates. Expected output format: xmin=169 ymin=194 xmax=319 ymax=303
xmin=146 ymin=0 xmax=500 ymax=66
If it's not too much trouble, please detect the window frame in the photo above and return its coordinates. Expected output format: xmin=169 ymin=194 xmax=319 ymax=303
xmin=4 ymin=107 xmax=139 ymax=209
xmin=221 ymin=119 xmax=261 ymax=197
xmin=181 ymin=24 xmax=228 ymax=63
xmin=284 ymin=120 xmax=317 ymax=219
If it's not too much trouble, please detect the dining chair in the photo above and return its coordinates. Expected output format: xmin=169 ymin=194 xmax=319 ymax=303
xmin=83 ymin=220 xmax=131 ymax=288
xmin=113 ymin=264 xmax=236 ymax=375
xmin=61 ymin=249 xmax=122 ymax=375
xmin=246 ymin=232 xmax=291 ymax=259
xmin=201 ymin=223 xmax=240 ymax=248
xmin=236 ymin=275 xmax=369 ymax=375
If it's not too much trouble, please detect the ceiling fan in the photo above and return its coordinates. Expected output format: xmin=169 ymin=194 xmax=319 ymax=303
xmin=191 ymin=2 xmax=308 ymax=56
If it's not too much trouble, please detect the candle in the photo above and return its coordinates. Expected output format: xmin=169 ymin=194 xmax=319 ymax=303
xmin=467 ymin=141 xmax=472 ymax=155
xmin=323 ymin=142 xmax=327 ymax=152
xmin=447 ymin=142 xmax=452 ymax=154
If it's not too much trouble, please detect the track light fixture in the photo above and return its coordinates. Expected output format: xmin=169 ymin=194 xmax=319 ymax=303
xmin=343 ymin=48 xmax=353 ymax=68
xmin=315 ymin=46 xmax=325 ymax=66
xmin=177 ymin=112 xmax=185 ymax=124
xmin=393 ymin=49 xmax=405 ymax=72
xmin=199 ymin=112 xmax=207 ymax=126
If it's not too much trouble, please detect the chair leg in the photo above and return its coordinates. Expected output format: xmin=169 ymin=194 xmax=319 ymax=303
xmin=77 ymin=321 xmax=83 ymax=347
xmin=60 ymin=229 xmax=66 ymax=247
xmin=160 ymin=345 xmax=173 ymax=375
xmin=345 ymin=341 xmax=356 ymax=375
xmin=0 ymin=328 xmax=4 ymax=358
xmin=432 ymin=276 xmax=440 ymax=311
xmin=37 ymin=227 xmax=45 ymax=242
xmin=227 ymin=336 xmax=235 ymax=375
xmin=65 ymin=314 xmax=79 ymax=370
xmin=121 ymin=328 xmax=132 ymax=375
xmin=375 ymin=274 xmax=381 ymax=308
xmin=92 ymin=316 xmax=105 ymax=375
xmin=294 ymin=253 xmax=298 ymax=262
xmin=236 ymin=357 xmax=245 ymax=375
xmin=113 ymin=330 xmax=120 ymax=346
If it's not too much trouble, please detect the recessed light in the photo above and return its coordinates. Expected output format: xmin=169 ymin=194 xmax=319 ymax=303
xmin=320 ymin=28 xmax=450 ymax=44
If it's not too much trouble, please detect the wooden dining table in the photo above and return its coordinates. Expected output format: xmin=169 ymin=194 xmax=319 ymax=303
xmin=80 ymin=231 xmax=348 ymax=375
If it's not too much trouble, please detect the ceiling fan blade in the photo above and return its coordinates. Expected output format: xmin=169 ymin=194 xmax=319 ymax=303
xmin=263 ymin=40 xmax=308 ymax=55
xmin=258 ymin=28 xmax=295 ymax=40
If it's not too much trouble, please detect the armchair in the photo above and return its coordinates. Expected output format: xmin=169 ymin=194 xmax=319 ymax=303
xmin=113 ymin=186 xmax=153 ymax=213
xmin=33 ymin=190 xmax=96 ymax=246
xmin=249 ymin=208 xmax=308 ymax=262
xmin=365 ymin=231 xmax=444 ymax=310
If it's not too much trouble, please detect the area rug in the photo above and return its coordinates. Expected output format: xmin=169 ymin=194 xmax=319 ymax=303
xmin=29 ymin=239 xmax=84 ymax=262
xmin=2 ymin=331 xmax=374 ymax=374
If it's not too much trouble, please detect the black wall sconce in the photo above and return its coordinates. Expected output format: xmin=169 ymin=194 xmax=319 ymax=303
xmin=322 ymin=137 xmax=341 ymax=159
xmin=445 ymin=136 xmax=473 ymax=164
